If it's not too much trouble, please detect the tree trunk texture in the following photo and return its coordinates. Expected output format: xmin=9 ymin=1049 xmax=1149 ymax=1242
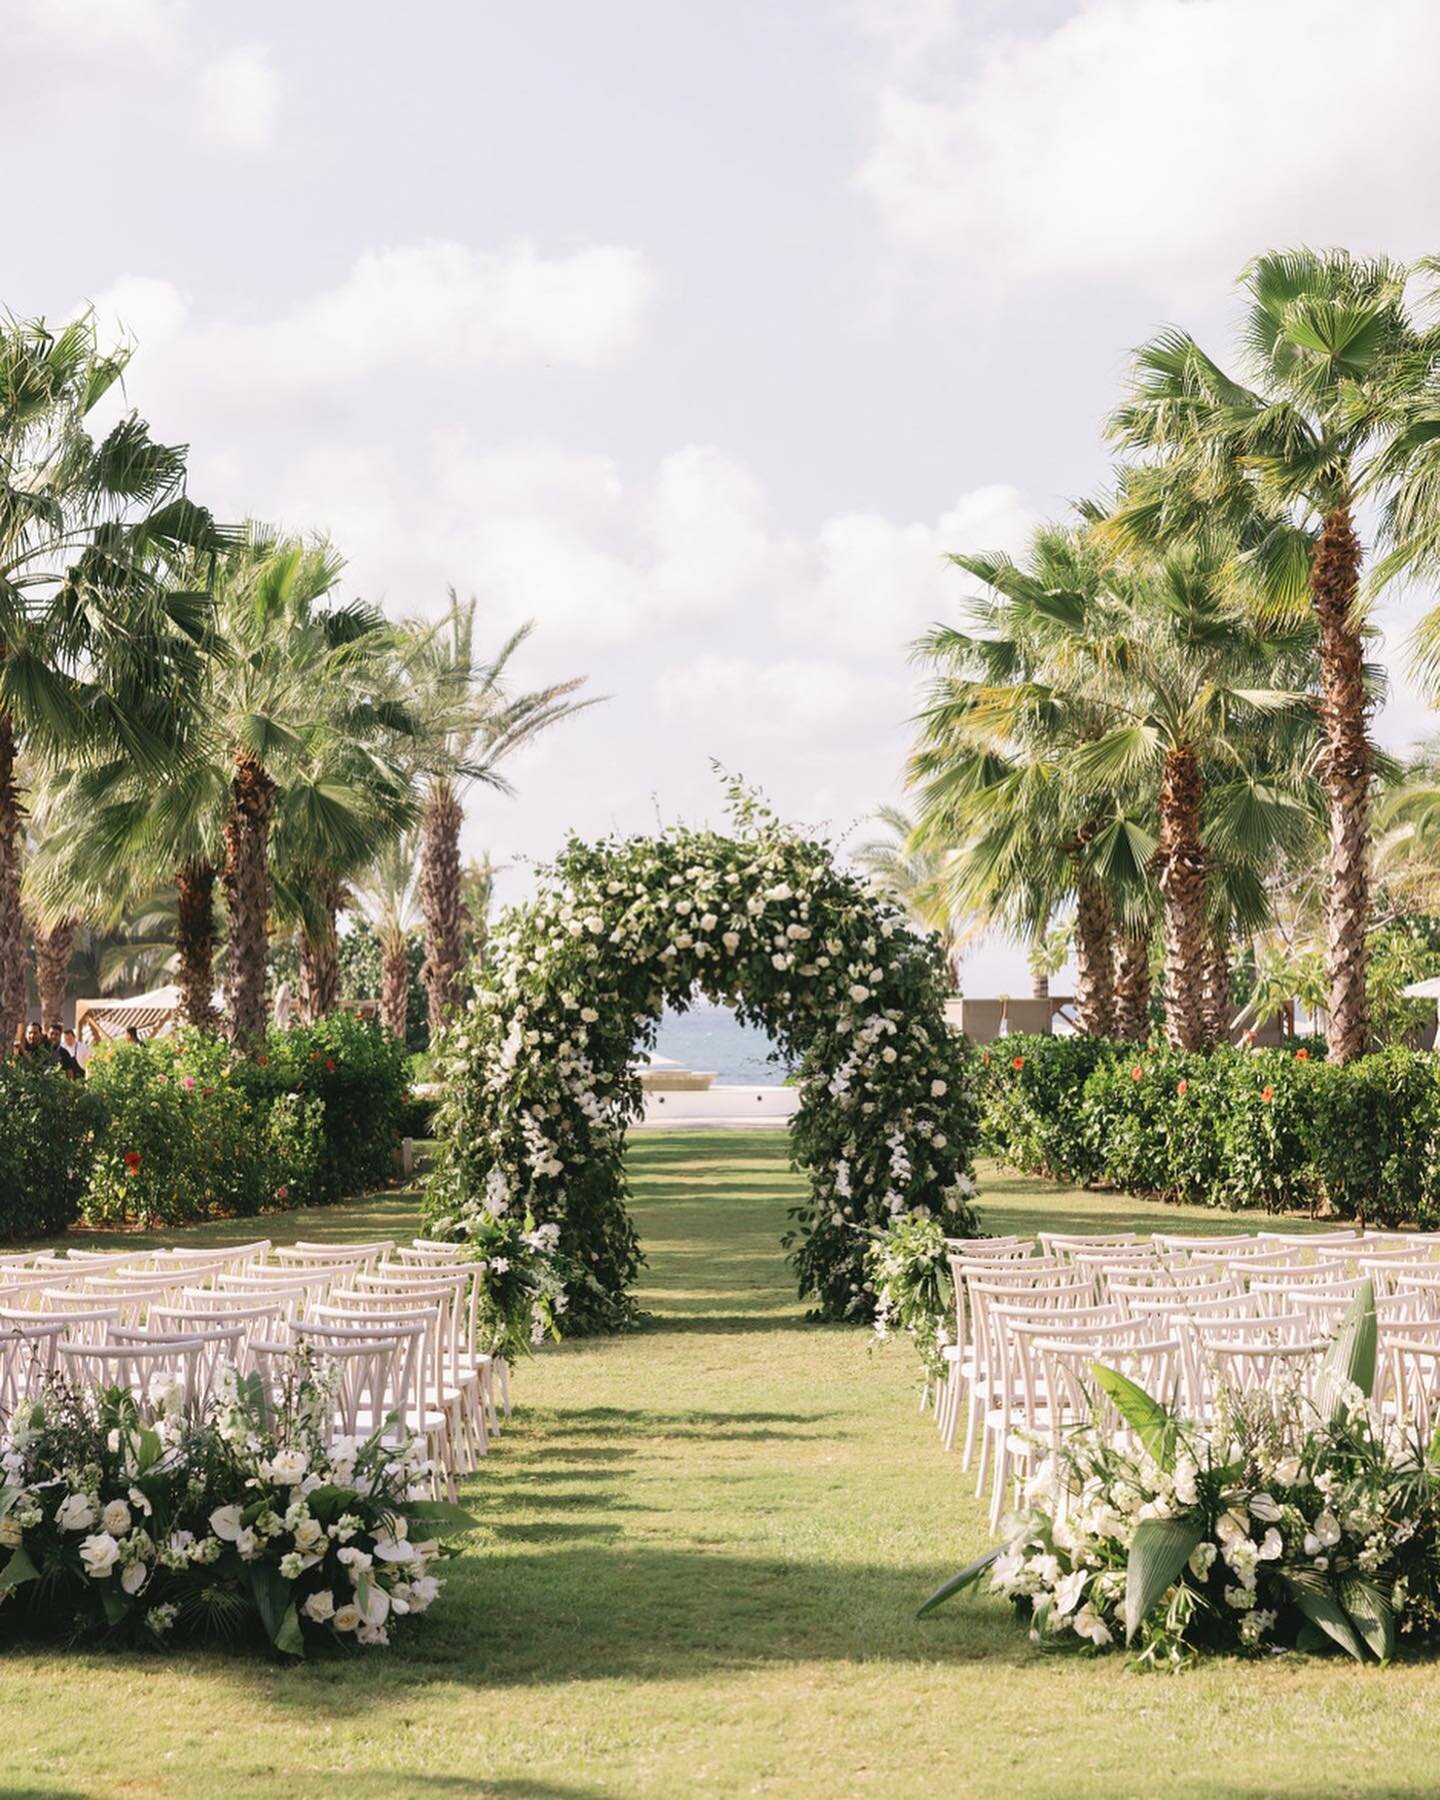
xmin=1202 ymin=925 xmax=1231 ymax=1048
xmin=223 ymin=750 xmax=277 ymax=1048
xmin=175 ymin=861 xmax=218 ymax=1029
xmin=298 ymin=873 xmax=342 ymax=1024
xmin=1072 ymin=857 xmax=1116 ymax=1038
xmin=419 ymin=781 xmax=466 ymax=1036
xmin=0 ymin=715 xmax=25 ymax=1050
xmin=1153 ymin=747 xmax=1210 ymax=1052
xmin=1114 ymin=930 xmax=1152 ymax=1042
xmin=380 ymin=936 xmax=410 ymax=1041
xmin=33 ymin=917 xmax=74 ymax=1029
xmin=1312 ymin=507 xmax=1371 ymax=1064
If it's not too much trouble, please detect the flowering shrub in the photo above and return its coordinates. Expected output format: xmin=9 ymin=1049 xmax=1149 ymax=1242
xmin=426 ymin=798 xmax=981 ymax=1331
xmin=0 ymin=1354 xmax=471 ymax=1655
xmin=427 ymin=1207 xmax=578 ymax=1360
xmin=922 ymin=1287 xmax=1440 ymax=1664
xmin=980 ymin=1035 xmax=1440 ymax=1225
xmin=83 ymin=1034 xmax=326 ymax=1226
xmin=865 ymin=1210 xmax=973 ymax=1388
xmin=0 ymin=1061 xmax=106 ymax=1239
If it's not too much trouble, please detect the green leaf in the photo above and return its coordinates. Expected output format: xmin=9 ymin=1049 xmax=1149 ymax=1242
xmin=135 ymin=1427 xmax=162 ymax=1475
xmin=100 ymin=1585 xmax=130 ymax=1626
xmin=1284 ymin=1575 xmax=1367 ymax=1661
xmin=248 ymin=1563 xmax=295 ymax=1648
xmin=1090 ymin=1363 xmax=1178 ymax=1471
xmin=916 ymin=1546 xmax=1003 ymax=1619
xmin=1314 ymin=1279 xmax=1378 ymax=1422
xmin=303 ymin=1484 xmax=361 ymax=1524
xmin=1339 ymin=1577 xmax=1394 ymax=1663
xmin=0 ymin=1545 xmax=39 ymax=1592
xmin=274 ymin=1599 xmax=305 ymax=1659
xmin=1124 ymin=1517 xmax=1205 ymax=1644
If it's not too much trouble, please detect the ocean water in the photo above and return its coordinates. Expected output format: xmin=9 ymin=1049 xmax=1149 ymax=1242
xmin=649 ymin=1000 xmax=792 ymax=1088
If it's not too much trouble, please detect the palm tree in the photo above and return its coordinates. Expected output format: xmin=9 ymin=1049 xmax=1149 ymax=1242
xmin=0 ymin=311 xmax=225 ymax=1047
xmin=351 ymin=830 xmax=423 ymax=1040
xmin=1109 ymin=248 xmax=1438 ymax=1060
xmin=404 ymin=596 xmax=595 ymax=1034
xmin=29 ymin=526 xmax=414 ymax=1043
xmin=854 ymin=804 xmax=963 ymax=987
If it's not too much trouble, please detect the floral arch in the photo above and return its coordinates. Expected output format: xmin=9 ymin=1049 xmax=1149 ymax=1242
xmin=425 ymin=804 xmax=981 ymax=1333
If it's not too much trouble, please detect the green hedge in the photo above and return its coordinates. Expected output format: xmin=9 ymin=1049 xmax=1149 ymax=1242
xmin=0 ymin=1062 xmax=107 ymax=1239
xmin=978 ymin=1034 xmax=1440 ymax=1226
xmin=79 ymin=1014 xmax=409 ymax=1229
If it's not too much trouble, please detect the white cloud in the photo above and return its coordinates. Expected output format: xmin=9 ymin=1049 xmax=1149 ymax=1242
xmin=11 ymin=0 xmax=184 ymax=54
xmin=856 ymin=0 xmax=1440 ymax=294
xmin=654 ymin=654 xmax=899 ymax=738
xmin=90 ymin=240 xmax=658 ymax=400
xmin=195 ymin=42 xmax=282 ymax=154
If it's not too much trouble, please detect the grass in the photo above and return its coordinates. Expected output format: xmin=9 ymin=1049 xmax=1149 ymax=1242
xmin=2 ymin=1139 xmax=1439 ymax=1797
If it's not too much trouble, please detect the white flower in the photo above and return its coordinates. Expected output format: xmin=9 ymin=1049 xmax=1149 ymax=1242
xmin=931 ymin=1080 xmax=948 ymax=1098
xmin=849 ymin=985 xmax=870 ymax=1003
xmin=1188 ymin=1541 xmax=1217 ymax=1579
xmin=56 ymin=1494 xmax=96 ymax=1533
xmin=1215 ymin=1508 xmax=1249 ymax=1547
xmin=209 ymin=1505 xmax=244 ymax=1542
xmin=361 ymin=1583 xmax=391 ymax=1626
xmin=1273 ymin=1456 xmax=1304 ymax=1487
xmin=1172 ymin=1458 xmax=1199 ymax=1507
xmin=294 ymin=1518 xmax=325 ymax=1554
xmin=235 ymin=1527 xmax=261 ymax=1561
xmin=101 ymin=1499 xmax=132 ymax=1537
xmin=79 ymin=1532 xmax=121 ymax=1579
xmin=699 ymin=915 xmax=718 ymax=932
xmin=1248 ymin=1492 xmax=1282 ymax=1524
xmin=765 ymin=884 xmax=792 ymax=902
xmin=1052 ymin=1567 xmax=1088 ymax=1617
xmin=1072 ymin=1605 xmax=1112 ymax=1646
xmin=121 ymin=1560 xmax=149 ymax=1595
xmin=722 ymin=931 xmax=741 ymax=952
xmin=580 ymin=1007 xmax=599 ymax=1024
xmin=356 ymin=1620 xmax=390 ymax=1646
xmin=127 ymin=1486 xmax=152 ymax=1518
xmin=279 ymin=1552 xmax=305 ymax=1580
xmin=408 ymin=1574 xmax=441 ymax=1612
xmin=372 ymin=1520 xmax=412 ymax=1561
xmin=302 ymin=1588 xmax=336 ymax=1623
xmin=332 ymin=1603 xmax=361 ymax=1632
xmin=1258 ymin=1528 xmax=1283 ymax=1562
xmin=267 ymin=1448 xmax=309 ymax=1486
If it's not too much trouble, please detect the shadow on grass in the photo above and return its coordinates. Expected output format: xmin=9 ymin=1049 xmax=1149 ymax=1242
xmin=552 ymin=1406 xmax=837 ymax=1441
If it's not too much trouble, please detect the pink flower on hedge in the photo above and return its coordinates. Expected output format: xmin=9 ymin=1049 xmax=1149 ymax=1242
xmin=182 ymin=1076 xmax=197 ymax=1091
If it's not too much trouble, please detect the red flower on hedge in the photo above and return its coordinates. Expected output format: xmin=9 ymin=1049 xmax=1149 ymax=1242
xmin=1295 ymin=1048 xmax=1309 ymax=1062
xmin=1131 ymin=1065 xmax=1143 ymax=1082
xmin=123 ymin=1150 xmax=142 ymax=1176
xmin=257 ymin=1054 xmax=269 ymax=1066
xmin=1012 ymin=1055 xmax=1024 ymax=1070
xmin=1177 ymin=1079 xmax=1188 ymax=1097
xmin=276 ymin=1184 xmax=289 ymax=1201
xmin=1261 ymin=1086 xmax=1275 ymax=1103
xmin=325 ymin=1058 xmax=336 ymax=1072
xmin=982 ymin=1051 xmax=991 ymax=1066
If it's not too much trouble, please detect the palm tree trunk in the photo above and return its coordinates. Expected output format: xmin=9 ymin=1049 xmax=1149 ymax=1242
xmin=298 ymin=873 xmax=342 ymax=1024
xmin=175 ymin=861 xmax=218 ymax=1029
xmin=1313 ymin=506 xmax=1371 ymax=1063
xmin=1154 ymin=746 xmax=1209 ymax=1052
xmin=1073 ymin=868 xmax=1116 ymax=1038
xmin=380 ymin=933 xmax=410 ymax=1041
xmin=0 ymin=714 xmax=25 ymax=1050
xmin=33 ymin=917 xmax=75 ymax=1029
xmin=1114 ymin=929 xmax=1152 ymax=1041
xmin=223 ymin=750 xmax=276 ymax=1048
xmin=1203 ymin=924 xmax=1230 ymax=1047
xmin=419 ymin=779 xmax=466 ymax=1035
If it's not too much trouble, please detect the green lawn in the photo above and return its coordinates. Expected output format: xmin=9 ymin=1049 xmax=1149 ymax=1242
xmin=2 ymin=1139 xmax=1438 ymax=1798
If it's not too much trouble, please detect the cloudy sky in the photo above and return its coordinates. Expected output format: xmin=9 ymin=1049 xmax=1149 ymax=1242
xmin=8 ymin=0 xmax=1440 ymax=989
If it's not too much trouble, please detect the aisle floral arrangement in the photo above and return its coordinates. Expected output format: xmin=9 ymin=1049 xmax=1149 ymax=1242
xmin=0 ymin=1354 xmax=473 ymax=1656
xmin=920 ymin=1285 xmax=1440 ymax=1666
xmin=865 ymin=1211 xmax=971 ymax=1390
xmin=424 ymin=1200 xmax=579 ymax=1360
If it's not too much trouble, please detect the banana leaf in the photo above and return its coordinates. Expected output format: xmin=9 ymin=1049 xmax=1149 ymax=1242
xmin=1313 ymin=1280 xmax=1377 ymax=1424
xmin=1338 ymin=1576 xmax=1394 ymax=1663
xmin=1124 ymin=1516 xmax=1205 ymax=1644
xmin=916 ymin=1546 xmax=1003 ymax=1619
xmin=1091 ymin=1363 xmax=1179 ymax=1471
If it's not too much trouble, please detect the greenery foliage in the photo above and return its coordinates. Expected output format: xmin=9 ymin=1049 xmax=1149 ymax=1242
xmin=426 ymin=805 xmax=981 ymax=1331
xmin=979 ymin=1033 xmax=1440 ymax=1225
xmin=0 ymin=1062 xmax=106 ymax=1239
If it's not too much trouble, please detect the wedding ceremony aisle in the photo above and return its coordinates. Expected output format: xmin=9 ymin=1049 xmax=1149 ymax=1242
xmin=7 ymin=1135 xmax=1440 ymax=1796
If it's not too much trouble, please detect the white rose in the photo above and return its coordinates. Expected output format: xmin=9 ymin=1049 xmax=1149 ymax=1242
xmin=361 ymin=1584 xmax=391 ymax=1626
xmin=302 ymin=1588 xmax=336 ymax=1622
xmin=765 ymin=884 xmax=793 ymax=901
xmin=332 ymin=1603 xmax=361 ymax=1633
xmin=849 ymin=985 xmax=870 ymax=1003
xmin=699 ymin=914 xmax=718 ymax=932
xmin=209 ymin=1505 xmax=244 ymax=1542
xmin=101 ymin=1499 xmax=132 ymax=1537
xmin=79 ymin=1532 xmax=121 ymax=1579
xmin=722 ymin=932 xmax=741 ymax=952
xmin=56 ymin=1494 xmax=96 ymax=1534
xmin=294 ymin=1518 xmax=325 ymax=1554
xmin=267 ymin=1448 xmax=309 ymax=1486
xmin=931 ymin=1080 xmax=948 ymax=1098
xmin=580 ymin=1007 xmax=599 ymax=1024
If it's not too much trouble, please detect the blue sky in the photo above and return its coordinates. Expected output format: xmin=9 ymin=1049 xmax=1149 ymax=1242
xmin=7 ymin=0 xmax=1440 ymax=991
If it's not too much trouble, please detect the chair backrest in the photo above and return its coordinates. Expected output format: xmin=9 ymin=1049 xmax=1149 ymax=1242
xmin=0 ymin=1318 xmax=66 ymax=1411
xmin=1 ymin=1300 xmax=123 ymax=1344
xmin=269 ymin=1329 xmax=405 ymax=1439
xmin=54 ymin=1338 xmax=210 ymax=1421
xmin=287 ymin=1239 xmax=395 ymax=1266
xmin=1036 ymin=1333 xmax=1182 ymax=1440
xmin=108 ymin=1322 xmax=246 ymax=1399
